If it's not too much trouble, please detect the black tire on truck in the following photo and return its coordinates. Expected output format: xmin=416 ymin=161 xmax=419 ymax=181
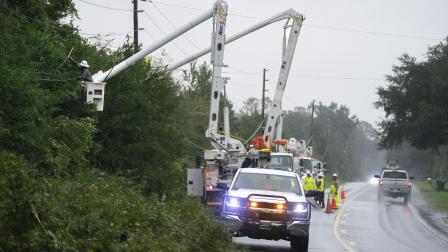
xmin=290 ymin=235 xmax=309 ymax=252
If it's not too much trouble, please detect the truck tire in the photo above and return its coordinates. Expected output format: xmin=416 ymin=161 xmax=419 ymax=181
xmin=290 ymin=235 xmax=309 ymax=252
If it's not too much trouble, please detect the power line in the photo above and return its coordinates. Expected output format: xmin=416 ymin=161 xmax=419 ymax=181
xmin=142 ymin=11 xmax=189 ymax=57
xmin=80 ymin=31 xmax=134 ymax=37
xmin=222 ymin=71 xmax=384 ymax=81
xmin=76 ymin=0 xmax=133 ymax=12
xmin=149 ymin=0 xmax=443 ymax=41
xmin=148 ymin=1 xmax=201 ymax=51
xmin=174 ymin=68 xmax=384 ymax=82
xmin=150 ymin=0 xmax=204 ymax=12
xmin=144 ymin=29 xmax=156 ymax=42
xmin=304 ymin=24 xmax=442 ymax=41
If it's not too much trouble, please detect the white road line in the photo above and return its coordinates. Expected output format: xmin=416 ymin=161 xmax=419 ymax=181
xmin=408 ymin=203 xmax=448 ymax=244
xmin=333 ymin=185 xmax=371 ymax=252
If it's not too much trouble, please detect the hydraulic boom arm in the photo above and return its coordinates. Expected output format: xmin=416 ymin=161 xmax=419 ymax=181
xmin=262 ymin=15 xmax=304 ymax=146
xmin=91 ymin=2 xmax=218 ymax=83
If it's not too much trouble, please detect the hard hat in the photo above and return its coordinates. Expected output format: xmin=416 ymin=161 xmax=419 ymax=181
xmin=332 ymin=173 xmax=338 ymax=177
xmin=306 ymin=170 xmax=310 ymax=174
xmin=80 ymin=60 xmax=90 ymax=68
xmin=318 ymin=172 xmax=324 ymax=177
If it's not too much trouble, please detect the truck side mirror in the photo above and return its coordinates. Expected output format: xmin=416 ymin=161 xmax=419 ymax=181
xmin=374 ymin=175 xmax=381 ymax=178
xmin=409 ymin=176 xmax=415 ymax=180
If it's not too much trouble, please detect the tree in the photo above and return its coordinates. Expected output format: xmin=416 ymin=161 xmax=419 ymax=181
xmin=376 ymin=38 xmax=448 ymax=150
xmin=0 ymin=2 xmax=237 ymax=250
xmin=376 ymin=38 xmax=448 ymax=181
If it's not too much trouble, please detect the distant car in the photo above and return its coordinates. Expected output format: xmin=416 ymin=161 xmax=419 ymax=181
xmin=221 ymin=168 xmax=311 ymax=251
xmin=374 ymin=169 xmax=414 ymax=203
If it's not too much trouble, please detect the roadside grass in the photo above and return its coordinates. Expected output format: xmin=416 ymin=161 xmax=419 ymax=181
xmin=415 ymin=181 xmax=448 ymax=212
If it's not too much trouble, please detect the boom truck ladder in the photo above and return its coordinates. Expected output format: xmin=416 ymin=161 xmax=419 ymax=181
xmin=177 ymin=10 xmax=305 ymax=205
xmin=78 ymin=0 xmax=226 ymax=111
xmin=262 ymin=15 xmax=303 ymax=148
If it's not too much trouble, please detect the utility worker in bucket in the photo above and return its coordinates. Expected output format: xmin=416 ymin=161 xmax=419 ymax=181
xmin=303 ymin=171 xmax=316 ymax=193
xmin=69 ymin=57 xmax=93 ymax=82
xmin=316 ymin=172 xmax=325 ymax=208
xmin=330 ymin=173 xmax=340 ymax=208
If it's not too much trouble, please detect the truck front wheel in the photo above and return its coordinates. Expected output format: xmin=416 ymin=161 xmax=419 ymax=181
xmin=290 ymin=235 xmax=309 ymax=252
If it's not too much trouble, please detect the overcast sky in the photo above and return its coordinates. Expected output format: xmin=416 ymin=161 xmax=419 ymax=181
xmin=73 ymin=0 xmax=448 ymax=126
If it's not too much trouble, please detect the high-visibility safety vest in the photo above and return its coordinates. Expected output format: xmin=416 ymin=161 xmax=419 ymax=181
xmin=317 ymin=178 xmax=325 ymax=192
xmin=330 ymin=183 xmax=337 ymax=195
xmin=303 ymin=176 xmax=316 ymax=192
xmin=330 ymin=183 xmax=340 ymax=207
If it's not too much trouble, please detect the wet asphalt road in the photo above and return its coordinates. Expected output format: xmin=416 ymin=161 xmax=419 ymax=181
xmin=234 ymin=182 xmax=448 ymax=252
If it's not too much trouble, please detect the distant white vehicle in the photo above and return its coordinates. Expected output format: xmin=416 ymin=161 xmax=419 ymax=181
xmin=221 ymin=168 xmax=311 ymax=251
xmin=374 ymin=165 xmax=414 ymax=203
xmin=270 ymin=153 xmax=295 ymax=172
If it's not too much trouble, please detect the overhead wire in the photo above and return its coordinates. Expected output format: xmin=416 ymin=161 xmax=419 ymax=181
xmin=184 ymin=138 xmax=208 ymax=150
xmin=173 ymin=68 xmax=384 ymax=82
xmin=143 ymin=29 xmax=157 ymax=43
xmin=223 ymin=71 xmax=384 ymax=81
xmin=149 ymin=0 xmax=443 ymax=41
xmin=148 ymin=1 xmax=202 ymax=51
xmin=142 ymin=11 xmax=190 ymax=57
xmin=80 ymin=31 xmax=134 ymax=37
xmin=76 ymin=0 xmax=133 ymax=12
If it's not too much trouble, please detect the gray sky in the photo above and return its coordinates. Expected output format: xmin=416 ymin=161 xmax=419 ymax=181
xmin=74 ymin=0 xmax=448 ymax=126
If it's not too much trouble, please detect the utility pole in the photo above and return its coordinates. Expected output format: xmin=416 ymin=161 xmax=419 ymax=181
xmin=309 ymin=99 xmax=315 ymax=146
xmin=133 ymin=0 xmax=144 ymax=52
xmin=261 ymin=68 xmax=268 ymax=119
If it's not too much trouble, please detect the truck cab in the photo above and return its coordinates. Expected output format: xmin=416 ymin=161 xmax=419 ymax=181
xmin=270 ymin=153 xmax=295 ymax=172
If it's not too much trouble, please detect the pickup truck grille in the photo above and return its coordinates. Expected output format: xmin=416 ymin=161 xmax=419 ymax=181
xmin=246 ymin=208 xmax=286 ymax=221
xmin=244 ymin=195 xmax=288 ymax=222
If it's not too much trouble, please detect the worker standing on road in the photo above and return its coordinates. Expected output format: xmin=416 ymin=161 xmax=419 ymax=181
xmin=69 ymin=57 xmax=93 ymax=82
xmin=303 ymin=171 xmax=316 ymax=193
xmin=316 ymin=172 xmax=325 ymax=208
xmin=330 ymin=173 xmax=340 ymax=208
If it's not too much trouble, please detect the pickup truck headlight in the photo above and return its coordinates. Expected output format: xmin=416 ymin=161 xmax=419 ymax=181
xmin=293 ymin=203 xmax=308 ymax=213
xmin=288 ymin=203 xmax=310 ymax=220
xmin=225 ymin=197 xmax=245 ymax=208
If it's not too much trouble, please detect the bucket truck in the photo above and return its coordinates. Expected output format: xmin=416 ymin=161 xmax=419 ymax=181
xmin=180 ymin=10 xmax=305 ymax=207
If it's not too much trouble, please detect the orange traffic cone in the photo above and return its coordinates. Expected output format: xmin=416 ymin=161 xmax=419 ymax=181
xmin=331 ymin=194 xmax=338 ymax=209
xmin=341 ymin=187 xmax=346 ymax=201
xmin=325 ymin=193 xmax=333 ymax=213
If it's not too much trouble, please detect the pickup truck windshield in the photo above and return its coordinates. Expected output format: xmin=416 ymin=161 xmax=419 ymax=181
xmin=271 ymin=156 xmax=294 ymax=172
xmin=383 ymin=171 xmax=407 ymax=179
xmin=233 ymin=173 xmax=301 ymax=194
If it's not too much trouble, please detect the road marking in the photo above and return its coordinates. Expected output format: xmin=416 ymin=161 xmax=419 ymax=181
xmin=333 ymin=185 xmax=371 ymax=252
xmin=408 ymin=204 xmax=448 ymax=244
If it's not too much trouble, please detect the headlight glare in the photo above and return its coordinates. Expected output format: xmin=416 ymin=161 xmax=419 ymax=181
xmin=293 ymin=203 xmax=308 ymax=213
xmin=225 ymin=197 xmax=242 ymax=208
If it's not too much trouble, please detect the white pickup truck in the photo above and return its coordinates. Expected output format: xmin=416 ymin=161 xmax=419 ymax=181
xmin=374 ymin=169 xmax=414 ymax=203
xmin=221 ymin=168 xmax=311 ymax=251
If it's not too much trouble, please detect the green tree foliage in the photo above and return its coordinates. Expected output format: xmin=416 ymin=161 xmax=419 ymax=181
xmin=283 ymin=102 xmax=381 ymax=180
xmin=232 ymin=97 xmax=265 ymax=141
xmin=176 ymin=62 xmax=214 ymax=154
xmin=0 ymin=1 xmax=236 ymax=250
xmin=94 ymin=44 xmax=186 ymax=196
xmin=376 ymin=39 xmax=448 ymax=150
xmin=377 ymin=38 xmax=448 ymax=180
